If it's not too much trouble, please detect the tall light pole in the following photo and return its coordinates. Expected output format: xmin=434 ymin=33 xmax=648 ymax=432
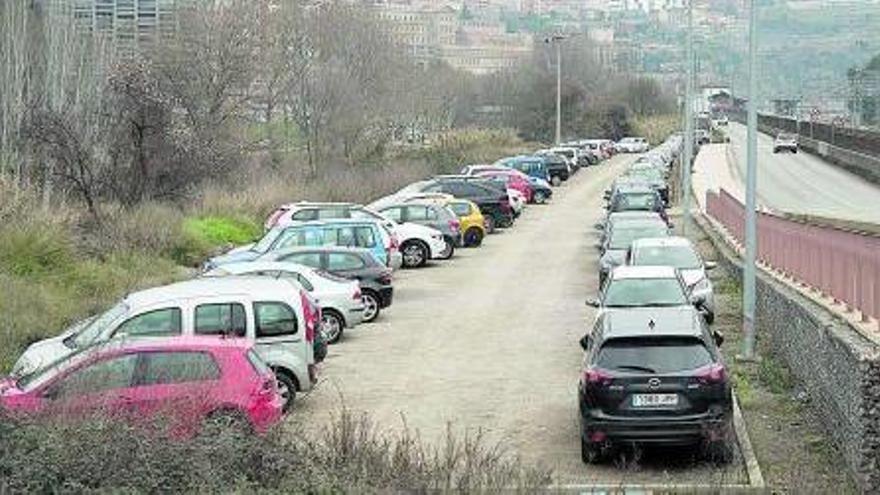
xmin=742 ymin=0 xmax=759 ymax=360
xmin=545 ymin=34 xmax=565 ymax=145
xmin=681 ymin=0 xmax=695 ymax=236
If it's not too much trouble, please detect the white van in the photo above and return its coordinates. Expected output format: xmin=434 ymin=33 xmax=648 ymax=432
xmin=11 ymin=277 xmax=317 ymax=412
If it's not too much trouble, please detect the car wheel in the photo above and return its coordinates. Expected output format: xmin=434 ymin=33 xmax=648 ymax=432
xmin=464 ymin=227 xmax=483 ymax=247
xmin=401 ymin=240 xmax=428 ymax=268
xmin=484 ymin=215 xmax=496 ymax=234
xmin=273 ymin=369 xmax=297 ymax=413
xmin=703 ymin=310 xmax=715 ymax=325
xmin=438 ymin=239 xmax=455 ymax=259
xmin=551 ymin=175 xmax=562 ymax=187
xmin=361 ymin=290 xmax=381 ymax=323
xmin=533 ymin=191 xmax=547 ymax=204
xmin=581 ymin=436 xmax=603 ymax=464
xmin=202 ymin=410 xmax=252 ymax=437
xmin=321 ymin=310 xmax=345 ymax=344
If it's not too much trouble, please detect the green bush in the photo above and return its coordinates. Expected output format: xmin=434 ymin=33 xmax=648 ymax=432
xmin=0 ymin=223 xmax=74 ymax=278
xmin=172 ymin=216 xmax=261 ymax=266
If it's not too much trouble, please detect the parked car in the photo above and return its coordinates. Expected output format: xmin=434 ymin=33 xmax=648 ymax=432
xmin=468 ymin=166 xmax=552 ymax=204
xmin=597 ymin=222 xmax=671 ymax=286
xmin=534 ymin=152 xmax=571 ymax=185
xmin=206 ymin=219 xmax=390 ymax=269
xmin=470 ymin=169 xmax=534 ymax=203
xmin=398 ymin=178 xmax=515 ymax=233
xmin=616 ymin=137 xmax=650 ymax=153
xmin=696 ymin=129 xmax=711 ymax=145
xmin=606 ymin=184 xmax=669 ymax=224
xmin=773 ymin=133 xmax=798 ymax=153
xmin=492 ymin=156 xmax=551 ymax=183
xmin=443 ymin=199 xmax=486 ymax=247
xmin=577 ymin=305 xmax=730 ymax=463
xmin=204 ymin=261 xmax=366 ymax=344
xmin=375 ymin=201 xmax=459 ymax=263
xmin=595 ymin=211 xmax=668 ymax=243
xmin=621 ymin=165 xmax=669 ymax=205
xmin=1 ymin=337 xmax=284 ymax=435
xmin=627 ymin=237 xmax=717 ymax=323
xmin=11 ymin=278 xmax=317 ymax=412
xmin=260 ymin=246 xmax=393 ymax=323
xmin=262 ymin=202 xmax=404 ymax=270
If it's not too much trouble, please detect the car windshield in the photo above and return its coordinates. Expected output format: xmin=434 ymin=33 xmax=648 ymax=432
xmin=597 ymin=337 xmax=713 ymax=373
xmin=613 ymin=193 xmax=657 ymax=211
xmin=627 ymin=169 xmax=663 ymax=181
xmin=603 ymin=278 xmax=688 ymax=307
xmin=253 ymin=228 xmax=284 ymax=253
xmin=633 ymin=245 xmax=701 ymax=270
xmin=608 ymin=226 xmax=668 ymax=250
xmin=778 ymin=133 xmax=797 ymax=140
xmin=70 ymin=302 xmax=129 ymax=349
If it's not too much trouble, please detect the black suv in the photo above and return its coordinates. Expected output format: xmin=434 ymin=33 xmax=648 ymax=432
xmin=260 ymin=246 xmax=393 ymax=323
xmin=419 ymin=178 xmax=515 ymax=232
xmin=577 ymin=306 xmax=731 ymax=463
xmin=535 ymin=153 xmax=570 ymax=186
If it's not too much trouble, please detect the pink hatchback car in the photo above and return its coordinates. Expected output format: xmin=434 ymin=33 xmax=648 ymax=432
xmin=0 ymin=336 xmax=283 ymax=435
xmin=474 ymin=170 xmax=534 ymax=203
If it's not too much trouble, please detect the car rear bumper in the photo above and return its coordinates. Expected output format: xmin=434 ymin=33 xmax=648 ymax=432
xmin=389 ymin=251 xmax=403 ymax=270
xmin=581 ymin=408 xmax=731 ymax=445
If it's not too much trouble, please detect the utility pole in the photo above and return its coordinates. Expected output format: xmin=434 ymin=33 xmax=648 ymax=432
xmin=741 ymin=0 xmax=759 ymax=361
xmin=681 ymin=0 xmax=695 ymax=237
xmin=547 ymin=35 xmax=564 ymax=145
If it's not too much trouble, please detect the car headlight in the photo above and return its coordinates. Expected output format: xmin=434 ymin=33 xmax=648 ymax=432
xmin=431 ymin=233 xmax=443 ymax=240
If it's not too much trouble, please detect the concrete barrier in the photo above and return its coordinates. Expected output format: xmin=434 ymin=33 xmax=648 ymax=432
xmin=697 ymin=213 xmax=880 ymax=493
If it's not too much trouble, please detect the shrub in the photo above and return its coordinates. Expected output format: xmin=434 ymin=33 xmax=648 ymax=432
xmin=0 ymin=223 xmax=74 ymax=278
xmin=0 ymin=409 xmax=552 ymax=492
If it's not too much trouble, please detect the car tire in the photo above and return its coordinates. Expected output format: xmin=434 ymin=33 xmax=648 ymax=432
xmin=704 ymin=438 xmax=733 ymax=465
xmin=401 ymin=240 xmax=428 ymax=268
xmin=464 ymin=227 xmax=483 ymax=247
xmin=438 ymin=239 xmax=455 ymax=260
xmin=581 ymin=436 xmax=602 ymax=464
xmin=551 ymin=175 xmax=562 ymax=187
xmin=321 ymin=310 xmax=345 ymax=344
xmin=703 ymin=310 xmax=715 ymax=325
xmin=361 ymin=290 xmax=381 ymax=323
xmin=273 ymin=368 xmax=297 ymax=413
xmin=533 ymin=191 xmax=547 ymax=204
xmin=484 ymin=215 xmax=496 ymax=234
xmin=203 ymin=410 xmax=252 ymax=437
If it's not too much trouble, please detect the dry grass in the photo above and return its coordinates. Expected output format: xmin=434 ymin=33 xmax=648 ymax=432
xmin=0 ymin=408 xmax=552 ymax=492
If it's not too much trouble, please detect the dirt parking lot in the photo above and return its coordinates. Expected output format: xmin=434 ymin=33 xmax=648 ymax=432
xmin=293 ymin=155 xmax=747 ymax=486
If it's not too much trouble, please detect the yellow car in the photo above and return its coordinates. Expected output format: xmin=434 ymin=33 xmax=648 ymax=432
xmin=446 ymin=199 xmax=486 ymax=247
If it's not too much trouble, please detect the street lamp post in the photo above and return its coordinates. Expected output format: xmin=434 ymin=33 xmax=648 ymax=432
xmin=681 ymin=0 xmax=695 ymax=237
xmin=545 ymin=35 xmax=565 ymax=145
xmin=741 ymin=0 xmax=759 ymax=361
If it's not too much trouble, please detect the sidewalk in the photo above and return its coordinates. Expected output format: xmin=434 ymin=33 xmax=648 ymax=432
xmin=691 ymin=143 xmax=746 ymax=213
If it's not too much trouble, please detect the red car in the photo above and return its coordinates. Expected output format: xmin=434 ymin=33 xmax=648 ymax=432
xmin=474 ymin=170 xmax=534 ymax=203
xmin=0 ymin=337 xmax=283 ymax=436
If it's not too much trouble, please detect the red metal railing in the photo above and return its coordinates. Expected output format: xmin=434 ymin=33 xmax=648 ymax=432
xmin=706 ymin=189 xmax=880 ymax=323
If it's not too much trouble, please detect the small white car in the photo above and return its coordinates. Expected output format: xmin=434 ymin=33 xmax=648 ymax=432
xmin=773 ymin=133 xmax=798 ymax=153
xmin=616 ymin=137 xmax=650 ymax=153
xmin=627 ymin=237 xmax=717 ymax=323
xmin=204 ymin=261 xmax=365 ymax=344
xmin=11 ymin=277 xmax=317 ymax=412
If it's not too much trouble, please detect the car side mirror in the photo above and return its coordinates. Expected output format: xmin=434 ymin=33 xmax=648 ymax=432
xmin=593 ymin=222 xmax=604 ymax=230
xmin=585 ymin=297 xmax=600 ymax=308
xmin=712 ymin=330 xmax=725 ymax=347
xmin=579 ymin=334 xmax=593 ymax=350
xmin=705 ymin=261 xmax=718 ymax=270
xmin=603 ymin=190 xmax=611 ymax=199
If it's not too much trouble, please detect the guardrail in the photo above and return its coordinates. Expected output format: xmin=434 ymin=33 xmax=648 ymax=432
xmin=706 ymin=188 xmax=880 ymax=324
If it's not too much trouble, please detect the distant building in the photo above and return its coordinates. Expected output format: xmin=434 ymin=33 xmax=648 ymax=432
xmin=372 ymin=3 xmax=458 ymax=65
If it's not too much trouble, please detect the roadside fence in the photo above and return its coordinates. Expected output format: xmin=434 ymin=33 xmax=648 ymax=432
xmin=706 ymin=188 xmax=880 ymax=324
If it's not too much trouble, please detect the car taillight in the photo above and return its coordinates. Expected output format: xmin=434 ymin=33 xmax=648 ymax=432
xmin=695 ymin=363 xmax=727 ymax=384
xmin=448 ymin=219 xmax=460 ymax=232
xmin=300 ymin=291 xmax=317 ymax=343
xmin=352 ymin=288 xmax=362 ymax=301
xmin=582 ymin=367 xmax=614 ymax=387
xmin=378 ymin=270 xmax=393 ymax=285
xmin=390 ymin=234 xmax=400 ymax=252
xmin=499 ymin=196 xmax=512 ymax=212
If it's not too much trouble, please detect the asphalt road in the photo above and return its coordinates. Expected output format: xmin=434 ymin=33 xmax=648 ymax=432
xmin=726 ymin=122 xmax=880 ymax=224
xmin=292 ymin=154 xmax=746 ymax=486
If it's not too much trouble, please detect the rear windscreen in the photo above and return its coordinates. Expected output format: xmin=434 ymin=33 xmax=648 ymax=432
xmin=597 ymin=337 xmax=712 ymax=373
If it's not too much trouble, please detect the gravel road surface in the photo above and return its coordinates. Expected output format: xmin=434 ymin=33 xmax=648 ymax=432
xmin=293 ymin=154 xmax=746 ymax=486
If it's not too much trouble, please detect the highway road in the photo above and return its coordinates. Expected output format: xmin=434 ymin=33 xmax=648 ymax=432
xmin=722 ymin=123 xmax=880 ymax=225
xmin=292 ymin=155 xmax=746 ymax=486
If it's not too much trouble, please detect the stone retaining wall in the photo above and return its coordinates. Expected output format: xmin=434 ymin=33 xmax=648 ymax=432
xmin=697 ymin=215 xmax=880 ymax=493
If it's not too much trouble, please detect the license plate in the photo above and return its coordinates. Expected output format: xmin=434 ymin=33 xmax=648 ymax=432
xmin=632 ymin=394 xmax=678 ymax=408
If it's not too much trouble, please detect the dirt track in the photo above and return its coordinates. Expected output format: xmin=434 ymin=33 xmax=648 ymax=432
xmin=293 ymin=154 xmax=746 ymax=486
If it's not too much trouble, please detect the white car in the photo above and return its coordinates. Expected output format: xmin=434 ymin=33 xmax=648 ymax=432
xmin=204 ymin=261 xmax=366 ymax=344
xmin=773 ymin=133 xmax=798 ymax=153
xmin=627 ymin=237 xmax=717 ymax=323
xmin=616 ymin=137 xmax=650 ymax=153
xmin=11 ymin=277 xmax=318 ymax=411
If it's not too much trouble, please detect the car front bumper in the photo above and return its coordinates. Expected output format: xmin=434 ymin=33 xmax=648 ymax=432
xmin=378 ymin=287 xmax=394 ymax=308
